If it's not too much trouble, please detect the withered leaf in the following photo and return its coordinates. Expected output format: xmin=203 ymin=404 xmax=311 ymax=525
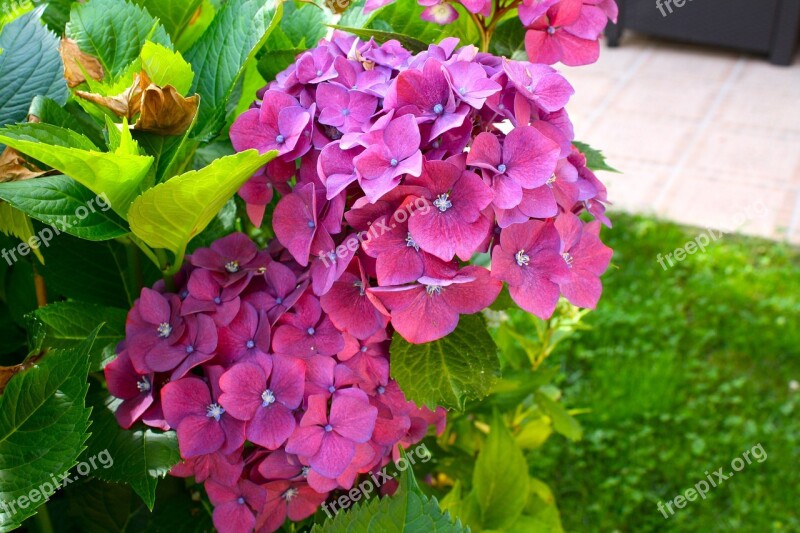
xmin=134 ymin=82 xmax=199 ymax=136
xmin=0 ymin=146 xmax=49 ymax=182
xmin=75 ymin=74 xmax=143 ymax=119
xmin=0 ymin=351 xmax=45 ymax=394
xmin=60 ymin=37 xmax=105 ymax=88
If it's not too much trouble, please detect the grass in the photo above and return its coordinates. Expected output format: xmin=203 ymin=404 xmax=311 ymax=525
xmin=530 ymin=213 xmax=800 ymax=532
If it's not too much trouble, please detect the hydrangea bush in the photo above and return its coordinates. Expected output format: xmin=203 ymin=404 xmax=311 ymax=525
xmin=0 ymin=0 xmax=616 ymax=531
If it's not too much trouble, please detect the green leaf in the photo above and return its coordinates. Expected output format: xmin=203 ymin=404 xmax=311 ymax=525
xmin=38 ymin=235 xmax=141 ymax=308
xmin=65 ymin=0 xmax=172 ymax=79
xmin=473 ymin=411 xmax=529 ymax=530
xmin=488 ymin=17 xmax=528 ymax=60
xmin=0 ymin=127 xmax=154 ymax=217
xmin=27 ymin=301 xmax=127 ymax=370
xmin=572 ymin=141 xmax=620 ymax=173
xmin=0 ymin=122 xmax=98 ymax=151
xmin=29 ymin=97 xmax=107 ymax=149
xmin=0 ymin=329 xmax=98 ymax=531
xmin=489 ymin=284 xmax=515 ymax=311
xmin=534 ymin=390 xmax=583 ymax=441
xmin=82 ymin=387 xmax=180 ymax=510
xmin=187 ymin=197 xmax=236 ymax=252
xmin=128 ymin=149 xmax=275 ymax=255
xmin=66 ymin=480 xmax=138 ymax=533
xmin=0 ymin=175 xmax=128 ymax=241
xmin=256 ymin=1 xmax=331 ymax=82
xmin=133 ymin=0 xmax=203 ymax=44
xmin=0 ymin=202 xmax=43 ymax=263
xmin=31 ymin=0 xmax=74 ymax=34
xmin=329 ymin=24 xmax=428 ymax=52
xmin=184 ymin=0 xmax=282 ymax=140
xmin=140 ymin=41 xmax=194 ymax=96
xmin=0 ymin=8 xmax=68 ymax=129
xmin=312 ymin=450 xmax=465 ymax=532
xmin=390 ymin=314 xmax=500 ymax=410
xmin=340 ymin=0 xmax=480 ymax=48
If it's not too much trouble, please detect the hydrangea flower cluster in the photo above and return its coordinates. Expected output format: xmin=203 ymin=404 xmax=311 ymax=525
xmin=230 ymin=33 xmax=613 ymax=343
xmin=106 ymin=232 xmax=446 ymax=532
xmin=363 ymin=0 xmax=618 ymax=66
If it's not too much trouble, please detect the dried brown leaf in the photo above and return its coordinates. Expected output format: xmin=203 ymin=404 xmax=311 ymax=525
xmin=134 ymin=82 xmax=199 ymax=136
xmin=60 ymin=37 xmax=105 ymax=88
xmin=74 ymin=74 xmax=143 ymax=119
xmin=0 ymin=147 xmax=49 ymax=182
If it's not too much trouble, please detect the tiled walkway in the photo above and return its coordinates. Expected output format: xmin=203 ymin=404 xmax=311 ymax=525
xmin=560 ymin=33 xmax=800 ymax=244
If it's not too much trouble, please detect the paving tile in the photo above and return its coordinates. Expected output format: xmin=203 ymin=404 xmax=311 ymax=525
xmin=559 ymin=72 xmax=619 ymax=119
xmin=595 ymin=159 xmax=671 ymax=214
xmin=657 ymin=170 xmax=797 ymax=241
xmin=580 ymin=109 xmax=696 ymax=167
xmin=611 ymin=74 xmax=723 ymax=120
xmin=712 ymin=82 xmax=800 ymax=133
xmin=558 ymin=34 xmax=799 ymax=244
xmin=636 ymin=44 xmax=741 ymax=81
xmin=681 ymin=130 xmax=800 ymax=187
xmin=736 ymin=53 xmax=800 ymax=87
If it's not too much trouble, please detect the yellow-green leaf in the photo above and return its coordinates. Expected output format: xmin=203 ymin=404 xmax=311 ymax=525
xmin=140 ymin=41 xmax=194 ymax=95
xmin=0 ymin=129 xmax=153 ymax=217
xmin=128 ymin=149 xmax=275 ymax=254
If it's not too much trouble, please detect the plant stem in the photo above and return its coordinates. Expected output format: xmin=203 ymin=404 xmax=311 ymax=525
xmin=31 ymin=504 xmax=54 ymax=533
xmin=128 ymin=234 xmax=161 ymax=270
xmin=32 ymin=265 xmax=47 ymax=308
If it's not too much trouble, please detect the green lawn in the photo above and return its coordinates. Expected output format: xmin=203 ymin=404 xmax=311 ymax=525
xmin=532 ymin=213 xmax=800 ymax=532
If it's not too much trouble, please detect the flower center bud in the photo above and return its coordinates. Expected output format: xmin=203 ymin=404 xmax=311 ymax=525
xmin=307 ymin=327 xmax=316 ymax=335
xmin=377 ymin=385 xmax=386 ymax=394
xmin=157 ymin=322 xmax=172 ymax=338
xmin=225 ymin=260 xmax=240 ymax=273
xmin=324 ymin=424 xmax=333 ymax=432
xmin=275 ymin=134 xmax=285 ymax=144
xmin=547 ymin=25 xmax=556 ymax=35
xmin=316 ymin=69 xmax=323 ymax=76
xmin=361 ymin=346 xmax=368 ymax=352
xmin=562 ymin=252 xmax=574 ymax=267
xmin=405 ymin=232 xmax=420 ymax=251
xmin=341 ymin=108 xmax=350 ymax=116
xmin=246 ymin=340 xmax=255 ymax=349
xmin=425 ymin=285 xmax=443 ymax=296
xmin=237 ymin=497 xmax=245 ymax=505
xmin=275 ymin=297 xmax=283 ymax=304
xmin=433 ymin=103 xmax=444 ymax=115
xmin=307 ymin=220 xmax=315 ymax=228
xmin=283 ymin=488 xmax=299 ymax=501
xmin=206 ymin=403 xmax=225 ymax=421
xmin=497 ymin=163 xmax=507 ymax=173
xmin=185 ymin=345 xmax=194 ymax=354
xmin=433 ymin=193 xmax=452 ymax=212
xmin=301 ymin=466 xmax=310 ymax=477
xmin=213 ymin=296 xmax=222 ymax=304
xmin=261 ymin=389 xmax=276 ymax=406
xmin=328 ymin=385 xmax=336 ymax=393
xmin=546 ymin=174 xmax=557 ymax=187
xmin=136 ymin=376 xmax=151 ymax=392
xmin=459 ymin=87 xmax=467 ymax=95
xmin=389 ymin=158 xmax=399 ymax=167
xmin=515 ymin=250 xmax=530 ymax=266
xmin=354 ymin=280 xmax=366 ymax=296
